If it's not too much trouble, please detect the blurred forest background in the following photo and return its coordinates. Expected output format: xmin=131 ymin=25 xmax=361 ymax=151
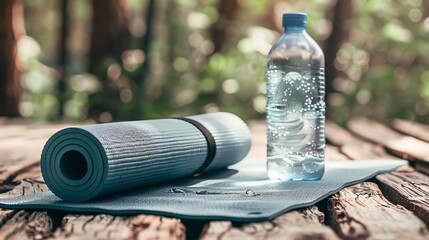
xmin=1 ymin=0 xmax=429 ymax=124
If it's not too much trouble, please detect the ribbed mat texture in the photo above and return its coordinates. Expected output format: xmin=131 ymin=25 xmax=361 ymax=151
xmin=40 ymin=112 xmax=251 ymax=202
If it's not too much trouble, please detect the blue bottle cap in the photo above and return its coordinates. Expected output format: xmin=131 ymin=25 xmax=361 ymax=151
xmin=282 ymin=12 xmax=307 ymax=28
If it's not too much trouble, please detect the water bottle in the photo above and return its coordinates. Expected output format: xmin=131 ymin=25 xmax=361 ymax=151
xmin=266 ymin=12 xmax=325 ymax=180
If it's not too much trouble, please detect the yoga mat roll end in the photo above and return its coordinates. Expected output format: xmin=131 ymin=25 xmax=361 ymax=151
xmin=41 ymin=127 xmax=108 ymax=202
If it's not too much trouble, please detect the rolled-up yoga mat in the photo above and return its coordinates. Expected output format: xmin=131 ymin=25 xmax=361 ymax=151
xmin=41 ymin=112 xmax=251 ymax=202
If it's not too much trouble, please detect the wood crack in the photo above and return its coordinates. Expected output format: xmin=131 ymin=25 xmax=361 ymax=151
xmin=327 ymin=182 xmax=428 ymax=240
xmin=376 ymin=171 xmax=429 ymax=225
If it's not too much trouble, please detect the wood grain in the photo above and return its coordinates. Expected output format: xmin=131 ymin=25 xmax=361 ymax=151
xmin=392 ymin=119 xmax=429 ymax=142
xmin=376 ymin=171 xmax=429 ymax=226
xmin=1 ymin=118 xmax=429 ymax=239
xmin=50 ymin=214 xmax=185 ymax=240
xmin=415 ymin=161 xmax=429 ymax=176
xmin=0 ymin=209 xmax=14 ymax=227
xmin=0 ymin=164 xmax=55 ymax=239
xmin=325 ymin=120 xmax=429 ymax=237
xmin=0 ymin=210 xmax=53 ymax=240
xmin=201 ymin=206 xmax=339 ymax=240
xmin=348 ymin=118 xmax=429 ymax=163
xmin=391 ymin=119 xmax=429 ymax=175
xmin=326 ymin=120 xmax=400 ymax=160
xmin=328 ymin=182 xmax=428 ymax=240
xmin=0 ymin=151 xmax=45 ymax=195
xmin=248 ymin=121 xmax=266 ymax=160
xmin=348 ymin=118 xmax=429 ymax=174
xmin=0 ymin=177 xmax=48 ymax=198
xmin=0 ymin=123 xmax=63 ymax=170
xmin=325 ymin=145 xmax=349 ymax=160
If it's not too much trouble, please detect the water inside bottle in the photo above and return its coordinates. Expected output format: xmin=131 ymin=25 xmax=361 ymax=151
xmin=266 ymin=63 xmax=325 ymax=180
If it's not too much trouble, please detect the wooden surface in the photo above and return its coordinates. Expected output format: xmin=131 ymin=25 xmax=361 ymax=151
xmin=0 ymin=117 xmax=428 ymax=239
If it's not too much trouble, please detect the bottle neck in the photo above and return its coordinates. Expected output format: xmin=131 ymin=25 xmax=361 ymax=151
xmin=283 ymin=27 xmax=306 ymax=33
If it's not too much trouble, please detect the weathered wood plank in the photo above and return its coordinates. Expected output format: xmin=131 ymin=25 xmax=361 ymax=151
xmin=50 ymin=214 xmax=185 ymax=240
xmin=0 ymin=159 xmax=41 ymax=183
xmin=326 ymin=121 xmax=419 ymax=178
xmin=0 ymin=138 xmax=44 ymax=167
xmin=326 ymin=120 xmax=364 ymax=146
xmin=0 ymin=120 xmax=70 ymax=168
xmin=0 ymin=209 xmax=14 ymax=227
xmin=415 ymin=161 xmax=429 ymax=176
xmin=348 ymin=118 xmax=429 ymax=163
xmin=0 ymin=210 xmax=53 ymax=240
xmin=376 ymin=171 xmax=429 ymax=226
xmin=3 ymin=118 xmax=427 ymax=240
xmin=325 ymin=145 xmax=349 ymax=160
xmin=328 ymin=182 xmax=428 ymax=240
xmin=248 ymin=121 xmax=266 ymax=160
xmin=0 ymin=153 xmax=50 ymax=236
xmin=306 ymin=122 xmax=429 ymax=232
xmin=391 ymin=119 xmax=429 ymax=174
xmin=0 ymin=177 xmax=48 ymax=198
xmin=0 ymin=152 xmax=45 ymax=195
xmin=326 ymin=120 xmax=400 ymax=160
xmin=348 ymin=118 xmax=429 ymax=174
xmin=392 ymin=119 xmax=429 ymax=143
xmin=0 ymin=124 xmax=63 ymax=140
xmin=325 ymin=119 xmax=429 ymax=234
xmin=201 ymin=206 xmax=339 ymax=240
xmin=0 ymin=137 xmax=44 ymax=170
xmin=0 ymin=118 xmax=32 ymax=127
xmin=0 ymin=173 xmax=54 ymax=239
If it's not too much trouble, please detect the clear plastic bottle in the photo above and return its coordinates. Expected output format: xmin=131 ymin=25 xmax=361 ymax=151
xmin=266 ymin=12 xmax=325 ymax=180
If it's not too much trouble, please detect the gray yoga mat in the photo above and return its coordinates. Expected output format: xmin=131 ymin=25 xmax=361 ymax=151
xmin=39 ymin=112 xmax=251 ymax=202
xmin=0 ymin=159 xmax=406 ymax=222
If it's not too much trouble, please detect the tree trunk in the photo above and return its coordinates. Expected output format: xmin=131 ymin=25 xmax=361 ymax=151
xmin=209 ymin=0 xmax=239 ymax=54
xmin=324 ymin=0 xmax=353 ymax=102
xmin=0 ymin=0 xmax=25 ymax=117
xmin=138 ymin=0 xmax=155 ymax=86
xmin=128 ymin=0 xmax=155 ymax=120
xmin=57 ymin=0 xmax=69 ymax=117
xmin=88 ymin=0 xmax=130 ymax=120
xmin=89 ymin=0 xmax=130 ymax=74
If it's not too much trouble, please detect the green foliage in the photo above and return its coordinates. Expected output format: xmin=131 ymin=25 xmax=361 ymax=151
xmin=17 ymin=0 xmax=429 ymax=124
xmin=328 ymin=0 xmax=429 ymax=124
